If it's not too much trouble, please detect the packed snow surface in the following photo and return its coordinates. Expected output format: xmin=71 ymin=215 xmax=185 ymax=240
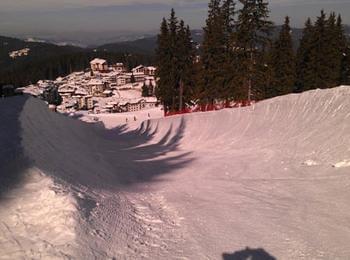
xmin=1 ymin=86 xmax=350 ymax=259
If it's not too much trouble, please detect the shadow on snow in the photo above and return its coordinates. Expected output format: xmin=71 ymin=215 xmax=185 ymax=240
xmin=223 ymin=247 xmax=276 ymax=260
xmin=0 ymin=96 xmax=194 ymax=198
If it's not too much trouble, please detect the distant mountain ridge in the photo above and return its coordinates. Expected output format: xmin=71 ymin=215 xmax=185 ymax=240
xmin=97 ymin=26 xmax=350 ymax=55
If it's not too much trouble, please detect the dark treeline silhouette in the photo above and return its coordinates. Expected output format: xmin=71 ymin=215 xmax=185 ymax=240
xmin=156 ymin=0 xmax=350 ymax=112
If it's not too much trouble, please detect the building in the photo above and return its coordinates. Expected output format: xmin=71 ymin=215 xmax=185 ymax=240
xmin=132 ymin=65 xmax=145 ymax=74
xmin=144 ymin=97 xmax=158 ymax=109
xmin=145 ymin=66 xmax=156 ymax=76
xmin=116 ymin=98 xmax=158 ymax=113
xmin=76 ymin=95 xmax=94 ymax=110
xmin=112 ymin=63 xmax=126 ymax=73
xmin=117 ymin=74 xmax=132 ymax=86
xmin=9 ymin=48 xmax=30 ymax=59
xmin=87 ymin=79 xmax=107 ymax=96
xmin=58 ymin=86 xmax=75 ymax=102
xmin=133 ymin=73 xmax=145 ymax=83
xmin=90 ymin=58 xmax=109 ymax=72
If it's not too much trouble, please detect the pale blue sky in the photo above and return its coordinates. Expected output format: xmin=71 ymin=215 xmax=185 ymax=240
xmin=0 ymin=0 xmax=349 ymax=36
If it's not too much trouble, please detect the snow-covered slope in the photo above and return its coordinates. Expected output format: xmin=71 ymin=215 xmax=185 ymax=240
xmin=1 ymin=86 xmax=350 ymax=259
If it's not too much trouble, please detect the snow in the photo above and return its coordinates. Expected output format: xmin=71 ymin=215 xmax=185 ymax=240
xmin=0 ymin=168 xmax=77 ymax=259
xmin=90 ymin=58 xmax=107 ymax=65
xmin=333 ymin=159 xmax=350 ymax=168
xmin=1 ymin=86 xmax=350 ymax=259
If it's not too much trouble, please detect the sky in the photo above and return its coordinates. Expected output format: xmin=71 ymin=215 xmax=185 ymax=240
xmin=0 ymin=0 xmax=349 ymax=38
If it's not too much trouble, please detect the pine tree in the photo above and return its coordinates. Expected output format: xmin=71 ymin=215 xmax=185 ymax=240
xmin=296 ymin=18 xmax=314 ymax=92
xmin=221 ymin=0 xmax=236 ymax=52
xmin=155 ymin=18 xmax=173 ymax=112
xmin=220 ymin=0 xmax=237 ymax=101
xmin=201 ymin=0 xmax=226 ymax=103
xmin=177 ymin=24 xmax=196 ymax=109
xmin=270 ymin=16 xmax=296 ymax=97
xmin=155 ymin=9 xmax=195 ymax=112
xmin=142 ymin=83 xmax=149 ymax=97
xmin=235 ymin=0 xmax=274 ymax=101
xmin=324 ymin=12 xmax=343 ymax=87
xmin=337 ymin=15 xmax=350 ymax=85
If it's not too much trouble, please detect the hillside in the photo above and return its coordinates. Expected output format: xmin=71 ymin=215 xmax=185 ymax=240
xmin=0 ymin=35 xmax=83 ymax=67
xmin=1 ymin=86 xmax=350 ymax=259
xmin=0 ymin=36 xmax=153 ymax=87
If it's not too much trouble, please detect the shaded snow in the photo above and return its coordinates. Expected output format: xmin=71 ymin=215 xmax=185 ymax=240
xmin=1 ymin=86 xmax=350 ymax=259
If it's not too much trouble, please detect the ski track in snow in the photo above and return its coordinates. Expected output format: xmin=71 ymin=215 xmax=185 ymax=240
xmin=1 ymin=86 xmax=350 ymax=259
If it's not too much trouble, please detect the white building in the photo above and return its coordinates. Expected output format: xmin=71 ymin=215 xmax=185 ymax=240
xmin=145 ymin=66 xmax=156 ymax=76
xmin=87 ymin=79 xmax=107 ymax=96
xmin=90 ymin=58 xmax=109 ymax=72
xmin=76 ymin=95 xmax=94 ymax=110
xmin=132 ymin=65 xmax=145 ymax=74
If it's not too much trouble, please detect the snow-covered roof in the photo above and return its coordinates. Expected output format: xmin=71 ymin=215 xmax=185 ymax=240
xmin=87 ymin=79 xmax=104 ymax=85
xmin=90 ymin=58 xmax=107 ymax=65
xmin=132 ymin=65 xmax=144 ymax=71
xmin=145 ymin=97 xmax=158 ymax=103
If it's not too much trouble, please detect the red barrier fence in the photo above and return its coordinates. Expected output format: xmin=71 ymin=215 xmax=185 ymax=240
xmin=164 ymin=100 xmax=255 ymax=117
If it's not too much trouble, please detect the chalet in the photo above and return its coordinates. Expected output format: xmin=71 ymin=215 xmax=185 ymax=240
xmin=132 ymin=65 xmax=145 ymax=74
xmin=145 ymin=66 xmax=156 ymax=76
xmin=112 ymin=63 xmax=126 ymax=73
xmin=90 ymin=58 xmax=109 ymax=72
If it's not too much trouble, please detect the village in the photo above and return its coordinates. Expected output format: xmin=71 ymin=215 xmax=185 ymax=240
xmin=21 ymin=58 xmax=159 ymax=115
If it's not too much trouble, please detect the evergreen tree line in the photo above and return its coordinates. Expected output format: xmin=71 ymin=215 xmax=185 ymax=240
xmin=156 ymin=0 xmax=350 ymax=112
xmin=155 ymin=9 xmax=197 ymax=113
